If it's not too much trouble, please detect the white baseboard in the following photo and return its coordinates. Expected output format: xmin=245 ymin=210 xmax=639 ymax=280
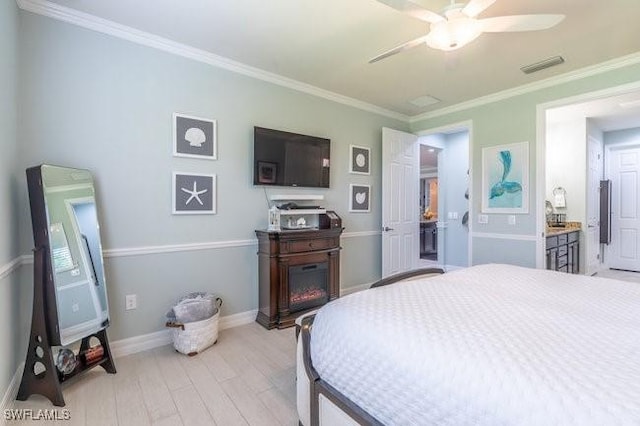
xmin=110 ymin=329 xmax=173 ymax=358
xmin=1 ymin=361 xmax=24 ymax=419
xmin=110 ymin=309 xmax=258 ymax=358
xmin=444 ymin=264 xmax=465 ymax=272
xmin=218 ymin=309 xmax=258 ymax=330
xmin=0 ymin=310 xmax=258 ymax=412
xmin=340 ymin=282 xmax=372 ymax=296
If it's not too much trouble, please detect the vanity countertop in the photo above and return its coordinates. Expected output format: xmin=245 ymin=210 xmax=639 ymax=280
xmin=420 ymin=219 xmax=438 ymax=224
xmin=545 ymin=221 xmax=581 ymax=236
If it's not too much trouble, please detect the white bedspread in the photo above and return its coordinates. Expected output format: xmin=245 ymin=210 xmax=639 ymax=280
xmin=310 ymin=264 xmax=640 ymax=425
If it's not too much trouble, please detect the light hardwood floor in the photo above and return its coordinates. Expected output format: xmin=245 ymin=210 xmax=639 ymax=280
xmin=10 ymin=323 xmax=298 ymax=425
xmin=594 ymin=268 xmax=640 ymax=283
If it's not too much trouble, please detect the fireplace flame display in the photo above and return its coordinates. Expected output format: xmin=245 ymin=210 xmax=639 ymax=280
xmin=288 ymin=262 xmax=329 ymax=311
xmin=290 ymin=286 xmax=327 ymax=306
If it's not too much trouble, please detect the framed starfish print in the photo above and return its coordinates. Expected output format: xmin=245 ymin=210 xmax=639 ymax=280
xmin=172 ymin=172 xmax=216 ymax=214
xmin=481 ymin=141 xmax=528 ymax=214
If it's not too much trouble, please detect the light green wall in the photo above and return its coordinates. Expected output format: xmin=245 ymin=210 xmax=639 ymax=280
xmin=604 ymin=127 xmax=640 ymax=146
xmin=411 ymin=62 xmax=640 ymax=266
xmin=0 ymin=0 xmax=21 ymax=403
xmin=7 ymin=2 xmax=640 ymax=400
xmin=441 ymin=131 xmax=469 ymax=267
xmin=0 ymin=0 xmax=19 ymax=263
xmin=15 ymin=11 xmax=408 ymax=347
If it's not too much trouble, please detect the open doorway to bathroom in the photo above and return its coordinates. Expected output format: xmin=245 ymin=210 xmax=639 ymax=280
xmin=417 ymin=126 xmax=470 ymax=269
xmin=542 ymin=86 xmax=640 ymax=275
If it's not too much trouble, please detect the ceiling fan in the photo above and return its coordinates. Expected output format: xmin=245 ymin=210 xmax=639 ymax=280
xmin=370 ymin=0 xmax=565 ymax=63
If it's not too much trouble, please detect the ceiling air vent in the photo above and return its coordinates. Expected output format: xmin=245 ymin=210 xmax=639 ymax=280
xmin=521 ymin=56 xmax=565 ymax=74
xmin=409 ymin=95 xmax=440 ymax=108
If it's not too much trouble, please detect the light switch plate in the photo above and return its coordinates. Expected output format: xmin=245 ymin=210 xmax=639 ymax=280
xmin=125 ymin=294 xmax=137 ymax=310
xmin=478 ymin=214 xmax=489 ymax=224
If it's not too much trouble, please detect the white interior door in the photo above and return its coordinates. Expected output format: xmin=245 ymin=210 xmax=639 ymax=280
xmin=586 ymin=135 xmax=603 ymax=274
xmin=608 ymin=146 xmax=640 ymax=271
xmin=382 ymin=127 xmax=419 ymax=277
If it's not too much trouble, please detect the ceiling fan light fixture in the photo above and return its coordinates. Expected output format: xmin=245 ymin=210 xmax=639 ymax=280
xmin=426 ymin=17 xmax=482 ymax=51
xmin=371 ymin=0 xmax=564 ymax=62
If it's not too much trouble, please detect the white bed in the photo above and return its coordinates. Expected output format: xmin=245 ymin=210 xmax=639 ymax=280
xmin=297 ymin=264 xmax=640 ymax=425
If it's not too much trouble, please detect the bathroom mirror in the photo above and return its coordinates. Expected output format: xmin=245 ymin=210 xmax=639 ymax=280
xmin=27 ymin=165 xmax=110 ymax=346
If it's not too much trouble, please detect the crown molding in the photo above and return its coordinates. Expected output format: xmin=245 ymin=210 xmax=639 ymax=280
xmin=16 ymin=0 xmax=640 ymax=127
xmin=16 ymin=0 xmax=410 ymax=123
xmin=410 ymin=52 xmax=640 ymax=123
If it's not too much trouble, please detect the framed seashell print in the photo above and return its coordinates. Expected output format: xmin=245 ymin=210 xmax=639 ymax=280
xmin=349 ymin=145 xmax=370 ymax=175
xmin=173 ymin=113 xmax=217 ymax=160
xmin=349 ymin=184 xmax=371 ymax=213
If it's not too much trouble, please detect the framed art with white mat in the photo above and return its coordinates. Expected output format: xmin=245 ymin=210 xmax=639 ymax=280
xmin=349 ymin=184 xmax=371 ymax=212
xmin=349 ymin=145 xmax=370 ymax=175
xmin=172 ymin=172 xmax=216 ymax=214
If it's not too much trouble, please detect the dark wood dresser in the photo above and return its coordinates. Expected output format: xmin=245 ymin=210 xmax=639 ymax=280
xmin=255 ymin=228 xmax=342 ymax=329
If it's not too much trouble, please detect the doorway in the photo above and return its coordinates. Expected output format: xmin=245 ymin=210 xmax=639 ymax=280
xmin=381 ymin=124 xmax=471 ymax=276
xmin=606 ymin=143 xmax=640 ymax=271
xmin=417 ymin=126 xmax=471 ymax=269
xmin=539 ymin=83 xmax=640 ymax=273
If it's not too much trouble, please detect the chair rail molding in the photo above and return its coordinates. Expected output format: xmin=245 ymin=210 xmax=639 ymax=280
xmin=0 ymin=256 xmax=23 ymax=281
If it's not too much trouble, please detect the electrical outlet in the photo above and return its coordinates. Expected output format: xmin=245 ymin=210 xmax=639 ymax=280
xmin=125 ymin=294 xmax=137 ymax=310
xmin=72 ymin=303 xmax=79 ymax=313
xmin=508 ymin=215 xmax=516 ymax=225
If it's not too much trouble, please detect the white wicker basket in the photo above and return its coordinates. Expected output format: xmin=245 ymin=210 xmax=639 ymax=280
xmin=167 ymin=310 xmax=219 ymax=356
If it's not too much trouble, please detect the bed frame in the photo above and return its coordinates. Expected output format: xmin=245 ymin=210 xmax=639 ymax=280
xmin=297 ymin=268 xmax=445 ymax=426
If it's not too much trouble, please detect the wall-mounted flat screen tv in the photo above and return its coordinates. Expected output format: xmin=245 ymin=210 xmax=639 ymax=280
xmin=253 ymin=127 xmax=330 ymax=188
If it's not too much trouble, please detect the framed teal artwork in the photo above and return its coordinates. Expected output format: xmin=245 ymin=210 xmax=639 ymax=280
xmin=482 ymin=141 xmax=529 ymax=214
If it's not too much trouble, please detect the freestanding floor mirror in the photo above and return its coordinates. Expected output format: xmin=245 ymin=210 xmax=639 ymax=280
xmin=17 ymin=165 xmax=116 ymax=406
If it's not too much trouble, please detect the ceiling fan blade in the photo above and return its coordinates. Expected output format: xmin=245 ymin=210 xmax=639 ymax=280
xmin=480 ymin=14 xmax=565 ymax=32
xmin=369 ymin=35 xmax=429 ymax=63
xmin=462 ymin=0 xmax=496 ymax=18
xmin=374 ymin=0 xmax=445 ymax=23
